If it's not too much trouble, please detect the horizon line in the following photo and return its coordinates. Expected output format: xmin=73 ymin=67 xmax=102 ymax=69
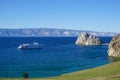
xmin=0 ymin=27 xmax=118 ymax=33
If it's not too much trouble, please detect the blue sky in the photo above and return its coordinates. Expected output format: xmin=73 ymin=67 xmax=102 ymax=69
xmin=0 ymin=0 xmax=120 ymax=33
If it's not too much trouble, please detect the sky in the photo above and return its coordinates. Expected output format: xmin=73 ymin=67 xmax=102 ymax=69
xmin=0 ymin=0 xmax=120 ymax=33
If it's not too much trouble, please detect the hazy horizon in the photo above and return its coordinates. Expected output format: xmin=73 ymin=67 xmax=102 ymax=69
xmin=0 ymin=27 xmax=119 ymax=33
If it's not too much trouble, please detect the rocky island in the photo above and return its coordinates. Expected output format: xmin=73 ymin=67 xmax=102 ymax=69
xmin=108 ymin=34 xmax=120 ymax=57
xmin=75 ymin=32 xmax=101 ymax=45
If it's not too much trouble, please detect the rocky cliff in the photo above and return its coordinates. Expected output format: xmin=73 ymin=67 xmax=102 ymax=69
xmin=108 ymin=34 xmax=120 ymax=57
xmin=75 ymin=32 xmax=101 ymax=45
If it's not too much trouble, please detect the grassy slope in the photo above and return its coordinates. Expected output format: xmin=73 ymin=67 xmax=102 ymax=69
xmin=0 ymin=61 xmax=120 ymax=80
xmin=55 ymin=61 xmax=120 ymax=80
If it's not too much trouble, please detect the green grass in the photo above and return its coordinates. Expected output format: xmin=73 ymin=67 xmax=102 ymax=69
xmin=0 ymin=61 xmax=120 ymax=80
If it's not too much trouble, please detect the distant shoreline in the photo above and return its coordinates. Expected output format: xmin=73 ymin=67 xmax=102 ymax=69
xmin=0 ymin=28 xmax=118 ymax=37
xmin=0 ymin=36 xmax=114 ymax=37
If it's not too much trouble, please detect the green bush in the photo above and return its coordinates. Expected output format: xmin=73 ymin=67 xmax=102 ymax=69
xmin=23 ymin=72 xmax=28 ymax=79
xmin=117 ymin=55 xmax=120 ymax=61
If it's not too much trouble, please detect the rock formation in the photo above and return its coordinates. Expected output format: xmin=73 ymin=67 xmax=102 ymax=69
xmin=75 ymin=32 xmax=101 ymax=45
xmin=108 ymin=34 xmax=120 ymax=57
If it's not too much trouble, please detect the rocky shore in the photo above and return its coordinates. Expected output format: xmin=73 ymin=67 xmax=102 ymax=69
xmin=108 ymin=34 xmax=120 ymax=57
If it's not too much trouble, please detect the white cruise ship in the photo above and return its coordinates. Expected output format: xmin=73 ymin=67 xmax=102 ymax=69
xmin=17 ymin=42 xmax=42 ymax=49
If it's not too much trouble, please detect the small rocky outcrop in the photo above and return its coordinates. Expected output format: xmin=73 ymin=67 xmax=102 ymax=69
xmin=108 ymin=34 xmax=120 ymax=57
xmin=75 ymin=32 xmax=101 ymax=45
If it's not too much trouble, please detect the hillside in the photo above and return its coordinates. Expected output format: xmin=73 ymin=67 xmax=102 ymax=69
xmin=0 ymin=28 xmax=117 ymax=37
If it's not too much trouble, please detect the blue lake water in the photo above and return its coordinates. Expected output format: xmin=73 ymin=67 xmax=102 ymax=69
xmin=0 ymin=37 xmax=112 ymax=78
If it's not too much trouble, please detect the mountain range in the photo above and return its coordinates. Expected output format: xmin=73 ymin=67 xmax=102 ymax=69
xmin=0 ymin=28 xmax=118 ymax=37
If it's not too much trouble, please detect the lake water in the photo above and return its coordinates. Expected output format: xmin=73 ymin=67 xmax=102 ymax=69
xmin=0 ymin=37 xmax=112 ymax=78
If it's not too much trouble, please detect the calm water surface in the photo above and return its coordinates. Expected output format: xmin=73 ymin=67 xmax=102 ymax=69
xmin=0 ymin=37 xmax=112 ymax=78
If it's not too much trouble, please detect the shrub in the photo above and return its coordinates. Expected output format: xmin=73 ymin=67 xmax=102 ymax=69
xmin=23 ymin=72 xmax=29 ymax=79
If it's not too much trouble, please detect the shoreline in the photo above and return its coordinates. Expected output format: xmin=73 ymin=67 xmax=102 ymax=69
xmin=0 ymin=61 xmax=120 ymax=80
